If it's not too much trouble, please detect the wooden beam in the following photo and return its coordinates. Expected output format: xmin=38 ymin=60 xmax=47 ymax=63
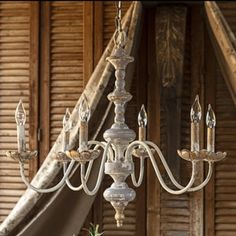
xmin=83 ymin=1 xmax=94 ymax=87
xmin=146 ymin=8 xmax=161 ymax=236
xmin=155 ymin=6 xmax=187 ymax=179
xmin=29 ymin=1 xmax=39 ymax=178
xmin=91 ymin=1 xmax=104 ymax=230
xmin=189 ymin=6 xmax=205 ymax=236
xmin=39 ymin=1 xmax=51 ymax=166
xmin=135 ymin=11 xmax=147 ymax=236
xmin=94 ymin=1 xmax=103 ymax=66
xmin=142 ymin=1 xmax=204 ymax=7
xmin=204 ymin=30 xmax=217 ymax=236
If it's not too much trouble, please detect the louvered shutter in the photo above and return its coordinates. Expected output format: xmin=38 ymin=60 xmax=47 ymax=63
xmin=214 ymin=72 xmax=236 ymax=236
xmin=0 ymin=1 xmax=32 ymax=223
xmin=49 ymin=1 xmax=84 ymax=147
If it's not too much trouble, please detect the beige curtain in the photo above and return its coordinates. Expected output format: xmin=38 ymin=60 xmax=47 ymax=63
xmin=0 ymin=2 xmax=142 ymax=236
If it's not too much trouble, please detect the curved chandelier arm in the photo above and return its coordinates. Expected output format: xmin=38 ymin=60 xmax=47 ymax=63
xmin=19 ymin=160 xmax=75 ymax=193
xmin=63 ymin=161 xmax=93 ymax=191
xmin=145 ymin=141 xmax=213 ymax=192
xmin=80 ymin=141 xmax=112 ymax=196
xmin=126 ymin=141 xmax=197 ymax=194
xmin=130 ymin=157 xmax=145 ymax=187
xmin=63 ymin=141 xmax=113 ymax=191
xmin=187 ymin=161 xmax=213 ymax=192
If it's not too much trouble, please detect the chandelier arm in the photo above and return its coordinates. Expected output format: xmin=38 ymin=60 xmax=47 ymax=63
xmin=62 ymin=160 xmax=93 ymax=191
xmin=63 ymin=143 xmax=99 ymax=191
xmin=80 ymin=141 xmax=111 ymax=195
xmin=130 ymin=157 xmax=145 ymax=187
xmin=126 ymin=141 xmax=196 ymax=194
xmin=187 ymin=161 xmax=213 ymax=192
xmin=144 ymin=141 xmax=185 ymax=189
xmin=143 ymin=142 xmax=196 ymax=194
xmin=63 ymin=141 xmax=113 ymax=191
xmin=19 ymin=160 xmax=75 ymax=193
xmin=101 ymin=141 xmax=115 ymax=161
xmin=145 ymin=141 xmax=213 ymax=191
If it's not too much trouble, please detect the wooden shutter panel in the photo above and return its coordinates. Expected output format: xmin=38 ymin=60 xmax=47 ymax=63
xmin=48 ymin=1 xmax=84 ymax=147
xmin=0 ymin=1 xmax=33 ymax=223
xmin=158 ymin=18 xmax=191 ymax=236
xmin=147 ymin=6 xmax=205 ymax=236
xmin=214 ymin=72 xmax=236 ymax=236
xmin=213 ymin=3 xmax=236 ymax=229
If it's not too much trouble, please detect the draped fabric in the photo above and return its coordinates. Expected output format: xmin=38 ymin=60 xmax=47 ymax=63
xmin=205 ymin=1 xmax=236 ymax=106
xmin=0 ymin=2 xmax=142 ymax=236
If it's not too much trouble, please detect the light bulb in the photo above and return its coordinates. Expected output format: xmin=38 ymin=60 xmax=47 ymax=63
xmin=63 ymin=108 xmax=72 ymax=132
xmin=138 ymin=104 xmax=147 ymax=127
xmin=206 ymin=104 xmax=216 ymax=128
xmin=190 ymin=95 xmax=202 ymax=123
xmin=15 ymin=99 xmax=26 ymax=126
xmin=79 ymin=96 xmax=91 ymax=122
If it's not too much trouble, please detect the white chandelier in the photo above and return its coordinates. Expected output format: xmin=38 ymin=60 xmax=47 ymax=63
xmin=6 ymin=1 xmax=226 ymax=228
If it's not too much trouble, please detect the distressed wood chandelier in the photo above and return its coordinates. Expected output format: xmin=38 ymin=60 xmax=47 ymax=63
xmin=6 ymin=1 xmax=226 ymax=228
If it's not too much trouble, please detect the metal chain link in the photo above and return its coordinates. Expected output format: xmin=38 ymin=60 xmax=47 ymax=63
xmin=115 ymin=1 xmax=122 ymax=32
xmin=114 ymin=1 xmax=127 ymax=48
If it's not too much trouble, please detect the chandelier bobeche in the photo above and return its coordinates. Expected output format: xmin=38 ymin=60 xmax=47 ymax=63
xmin=6 ymin=2 xmax=226 ymax=228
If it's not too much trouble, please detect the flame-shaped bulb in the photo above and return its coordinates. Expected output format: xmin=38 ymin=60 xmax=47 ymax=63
xmin=206 ymin=104 xmax=216 ymax=128
xmin=63 ymin=108 xmax=72 ymax=132
xmin=190 ymin=95 xmax=202 ymax=123
xmin=138 ymin=105 xmax=147 ymax=127
xmin=79 ymin=96 xmax=91 ymax=123
xmin=15 ymin=99 xmax=26 ymax=126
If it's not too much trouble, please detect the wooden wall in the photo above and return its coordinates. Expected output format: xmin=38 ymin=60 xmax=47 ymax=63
xmin=0 ymin=2 xmax=236 ymax=236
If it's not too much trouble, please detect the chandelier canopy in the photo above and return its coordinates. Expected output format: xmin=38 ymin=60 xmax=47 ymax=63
xmin=6 ymin=1 xmax=226 ymax=228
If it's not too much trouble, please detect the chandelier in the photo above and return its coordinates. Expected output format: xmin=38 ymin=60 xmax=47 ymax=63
xmin=6 ymin=1 xmax=227 ymax=228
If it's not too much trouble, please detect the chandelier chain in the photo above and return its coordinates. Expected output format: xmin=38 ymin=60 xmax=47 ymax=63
xmin=114 ymin=1 xmax=127 ymax=47
xmin=115 ymin=1 xmax=122 ymax=32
